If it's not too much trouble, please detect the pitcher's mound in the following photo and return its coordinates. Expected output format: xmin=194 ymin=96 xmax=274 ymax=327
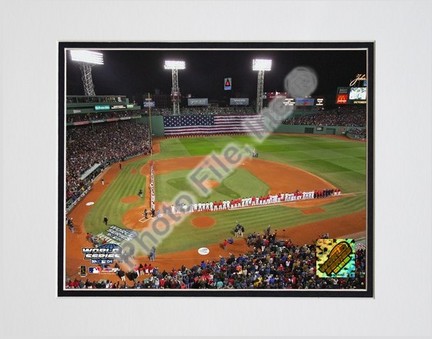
xmin=192 ymin=216 xmax=215 ymax=229
xmin=203 ymin=180 xmax=220 ymax=189
xmin=121 ymin=196 xmax=139 ymax=204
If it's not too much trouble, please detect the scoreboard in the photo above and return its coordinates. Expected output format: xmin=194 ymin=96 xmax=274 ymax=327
xmin=336 ymin=86 xmax=366 ymax=104
xmin=349 ymin=87 xmax=367 ymax=102
xmin=336 ymin=73 xmax=368 ymax=104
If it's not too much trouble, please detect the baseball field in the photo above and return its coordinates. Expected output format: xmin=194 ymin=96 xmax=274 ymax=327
xmin=66 ymin=133 xmax=367 ymax=278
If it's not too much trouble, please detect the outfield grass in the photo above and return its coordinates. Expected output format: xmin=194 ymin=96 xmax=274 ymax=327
xmin=84 ymin=134 xmax=367 ymax=249
xmin=154 ymin=135 xmax=366 ymax=193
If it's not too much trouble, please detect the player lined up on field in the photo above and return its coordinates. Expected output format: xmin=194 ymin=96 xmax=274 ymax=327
xmin=169 ymin=188 xmax=341 ymax=214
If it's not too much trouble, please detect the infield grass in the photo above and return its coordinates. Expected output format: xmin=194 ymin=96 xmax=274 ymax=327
xmin=155 ymin=168 xmax=269 ymax=203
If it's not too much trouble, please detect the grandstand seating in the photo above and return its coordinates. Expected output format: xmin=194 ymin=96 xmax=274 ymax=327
xmin=66 ymin=121 xmax=150 ymax=205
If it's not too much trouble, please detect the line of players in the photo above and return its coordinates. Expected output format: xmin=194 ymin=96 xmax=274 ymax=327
xmin=170 ymin=188 xmax=341 ymax=214
xmin=149 ymin=161 xmax=156 ymax=211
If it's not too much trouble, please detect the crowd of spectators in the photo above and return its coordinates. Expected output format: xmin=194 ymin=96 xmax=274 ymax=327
xmin=67 ymin=96 xmax=126 ymax=104
xmin=182 ymin=106 xmax=256 ymax=115
xmin=345 ymin=127 xmax=367 ymax=140
xmin=292 ymin=106 xmax=325 ymax=114
xmin=66 ymin=121 xmax=150 ymax=201
xmin=336 ymin=105 xmax=366 ymax=115
xmin=148 ymin=108 xmax=173 ymax=116
xmin=67 ymin=110 xmax=141 ymax=123
xmin=284 ymin=106 xmax=366 ymax=127
xmin=66 ymin=229 xmax=366 ymax=290
xmin=148 ymin=106 xmax=256 ymax=116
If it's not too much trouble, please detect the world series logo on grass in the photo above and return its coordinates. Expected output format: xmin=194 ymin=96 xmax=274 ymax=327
xmin=82 ymin=243 xmax=122 ymax=265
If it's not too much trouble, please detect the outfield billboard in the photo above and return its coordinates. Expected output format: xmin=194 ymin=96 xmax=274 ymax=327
xmin=143 ymin=101 xmax=156 ymax=108
xmin=295 ymin=98 xmax=315 ymax=106
xmin=336 ymin=87 xmax=349 ymax=104
xmin=230 ymin=98 xmax=249 ymax=106
xmin=224 ymin=77 xmax=232 ymax=90
xmin=283 ymin=98 xmax=295 ymax=106
xmin=315 ymin=98 xmax=324 ymax=106
xmin=94 ymin=104 xmax=110 ymax=111
xmin=111 ymin=104 xmax=126 ymax=109
xmin=188 ymin=98 xmax=208 ymax=106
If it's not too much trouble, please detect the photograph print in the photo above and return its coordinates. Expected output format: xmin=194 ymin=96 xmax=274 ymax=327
xmin=59 ymin=42 xmax=374 ymax=297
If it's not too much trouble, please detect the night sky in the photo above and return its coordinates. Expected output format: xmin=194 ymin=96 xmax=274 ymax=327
xmin=66 ymin=48 xmax=366 ymax=106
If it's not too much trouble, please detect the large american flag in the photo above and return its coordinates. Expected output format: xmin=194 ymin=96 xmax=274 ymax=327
xmin=163 ymin=115 xmax=265 ymax=136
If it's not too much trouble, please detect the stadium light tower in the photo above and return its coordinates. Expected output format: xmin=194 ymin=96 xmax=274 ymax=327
xmin=164 ymin=60 xmax=186 ymax=115
xmin=70 ymin=50 xmax=104 ymax=96
xmin=252 ymin=59 xmax=272 ymax=114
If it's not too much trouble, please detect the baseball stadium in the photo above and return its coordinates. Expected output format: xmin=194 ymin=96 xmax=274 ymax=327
xmin=60 ymin=45 xmax=373 ymax=294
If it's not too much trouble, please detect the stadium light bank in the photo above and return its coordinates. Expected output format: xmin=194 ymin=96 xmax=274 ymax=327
xmin=70 ymin=50 xmax=104 ymax=96
xmin=164 ymin=60 xmax=185 ymax=115
xmin=253 ymin=58 xmax=272 ymax=114
xmin=244 ymin=65 xmax=318 ymax=143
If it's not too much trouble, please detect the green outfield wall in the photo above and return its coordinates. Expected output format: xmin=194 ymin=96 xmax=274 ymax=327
xmin=140 ymin=115 xmax=165 ymax=137
xmin=274 ymin=124 xmax=347 ymax=135
xmin=142 ymin=115 xmax=349 ymax=137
